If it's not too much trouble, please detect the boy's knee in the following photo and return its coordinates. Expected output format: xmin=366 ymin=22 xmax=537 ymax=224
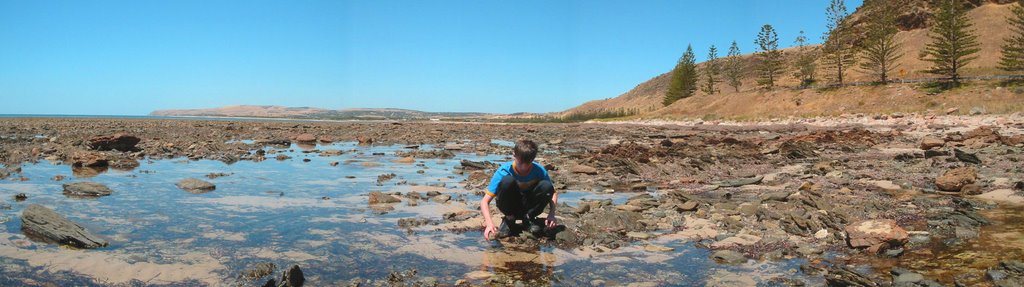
xmin=536 ymin=180 xmax=554 ymax=195
xmin=497 ymin=175 xmax=517 ymax=193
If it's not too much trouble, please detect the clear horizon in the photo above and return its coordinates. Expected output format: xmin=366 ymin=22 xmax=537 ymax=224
xmin=1 ymin=0 xmax=862 ymax=115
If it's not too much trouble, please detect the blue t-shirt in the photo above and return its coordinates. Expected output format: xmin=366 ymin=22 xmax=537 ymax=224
xmin=485 ymin=161 xmax=551 ymax=196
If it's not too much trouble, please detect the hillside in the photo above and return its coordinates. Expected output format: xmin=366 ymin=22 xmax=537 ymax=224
xmin=151 ymin=105 xmax=489 ymax=120
xmin=563 ymin=1 xmax=1023 ymax=120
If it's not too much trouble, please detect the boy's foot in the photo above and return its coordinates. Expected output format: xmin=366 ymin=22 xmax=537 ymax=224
xmin=523 ymin=217 xmax=543 ymax=235
xmin=497 ymin=217 xmax=522 ymax=238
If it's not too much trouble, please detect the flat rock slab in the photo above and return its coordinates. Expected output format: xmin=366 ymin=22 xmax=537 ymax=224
xmin=976 ymin=189 xmax=1024 ymax=205
xmin=716 ymin=175 xmax=764 ymax=187
xmin=176 ymin=178 xmax=216 ymax=193
xmin=21 ymin=204 xmax=108 ymax=249
xmin=62 ymin=182 xmax=114 ymax=198
xmin=710 ymin=250 xmax=747 ymax=265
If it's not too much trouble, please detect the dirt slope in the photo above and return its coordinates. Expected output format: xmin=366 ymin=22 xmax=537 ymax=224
xmin=564 ymin=2 xmax=1021 ymax=120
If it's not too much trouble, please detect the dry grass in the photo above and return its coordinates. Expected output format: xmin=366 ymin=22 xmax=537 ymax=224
xmin=564 ymin=3 xmax=1022 ymax=120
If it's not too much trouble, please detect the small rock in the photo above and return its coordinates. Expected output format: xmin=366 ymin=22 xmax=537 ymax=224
xmin=945 ymin=107 xmax=959 ymax=115
xmin=14 ymin=193 xmax=28 ymax=201
xmin=368 ymin=191 xmax=401 ymax=204
xmin=935 ymin=167 xmax=977 ymax=192
xmin=626 ymin=232 xmax=651 ymax=240
xmin=431 ymin=194 xmax=452 ymax=204
xmin=677 ymin=201 xmax=699 ymax=212
xmin=920 ymin=136 xmax=945 ymax=150
xmin=357 ymin=135 xmax=373 ymax=145
xmin=644 ymin=244 xmax=674 ymax=252
xmin=954 ymin=149 xmax=982 ymax=164
xmin=176 ymin=178 xmax=216 ymax=193
xmin=570 ymin=164 xmax=598 ymax=175
xmin=62 ymin=182 xmax=114 ymax=198
xmin=710 ymin=250 xmax=747 ymax=265
xmin=845 ymin=219 xmax=909 ymax=253
xmin=279 ymin=265 xmax=304 ymax=287
xmin=392 ymin=157 xmax=416 ymax=164
xmin=814 ymin=229 xmax=830 ymax=240
xmin=240 ymin=262 xmax=276 ymax=279
xmin=293 ymin=134 xmax=316 ymax=143
xmin=72 ymin=152 xmax=109 ymax=168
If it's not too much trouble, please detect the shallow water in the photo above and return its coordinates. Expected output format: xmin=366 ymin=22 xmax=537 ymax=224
xmin=858 ymin=204 xmax=1024 ymax=285
xmin=0 ymin=142 xmax=808 ymax=286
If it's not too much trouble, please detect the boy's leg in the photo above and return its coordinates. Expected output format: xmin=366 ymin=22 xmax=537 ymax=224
xmin=523 ymin=180 xmax=555 ymax=222
xmin=494 ymin=176 xmax=524 ymax=217
xmin=493 ymin=175 xmax=525 ymax=236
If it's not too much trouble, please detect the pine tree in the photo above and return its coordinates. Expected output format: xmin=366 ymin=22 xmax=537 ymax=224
xmin=859 ymin=1 xmax=903 ymax=83
xmin=724 ymin=41 xmax=744 ymax=92
xmin=920 ymin=0 xmax=980 ymax=85
xmin=822 ymin=0 xmax=857 ymax=86
xmin=755 ymin=24 xmax=784 ymax=89
xmin=1000 ymin=2 xmax=1024 ymax=72
xmin=663 ymin=45 xmax=698 ymax=106
xmin=793 ymin=31 xmax=818 ymax=88
xmin=702 ymin=45 xmax=721 ymax=95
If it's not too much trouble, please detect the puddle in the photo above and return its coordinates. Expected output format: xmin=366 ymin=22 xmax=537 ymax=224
xmin=854 ymin=205 xmax=1024 ymax=285
xmin=0 ymin=142 xmax=810 ymax=286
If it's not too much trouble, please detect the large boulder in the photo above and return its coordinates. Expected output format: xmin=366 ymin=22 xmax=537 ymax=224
xmin=176 ymin=178 xmax=216 ymax=193
xmin=845 ymin=219 xmax=909 ymax=253
xmin=87 ymin=133 xmax=141 ymax=151
xmin=21 ymin=204 xmax=108 ymax=249
xmin=935 ymin=167 xmax=977 ymax=192
xmin=62 ymin=182 xmax=114 ymax=198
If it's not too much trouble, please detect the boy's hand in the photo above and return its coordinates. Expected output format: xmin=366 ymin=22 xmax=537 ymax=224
xmin=545 ymin=213 xmax=558 ymax=229
xmin=483 ymin=224 xmax=497 ymax=240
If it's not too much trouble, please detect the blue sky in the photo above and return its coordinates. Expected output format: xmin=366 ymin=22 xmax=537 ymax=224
xmin=0 ymin=0 xmax=862 ymax=115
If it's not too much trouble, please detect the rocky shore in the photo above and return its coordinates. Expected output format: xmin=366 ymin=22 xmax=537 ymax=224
xmin=1 ymin=115 xmax=1023 ymax=286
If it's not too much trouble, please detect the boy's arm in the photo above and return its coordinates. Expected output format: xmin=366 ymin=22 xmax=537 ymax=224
xmin=481 ymin=194 xmax=497 ymax=239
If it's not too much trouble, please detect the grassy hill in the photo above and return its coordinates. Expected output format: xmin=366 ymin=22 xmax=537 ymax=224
xmin=562 ymin=1 xmax=1024 ymax=120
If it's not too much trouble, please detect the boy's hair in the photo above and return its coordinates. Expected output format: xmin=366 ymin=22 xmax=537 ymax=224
xmin=513 ymin=139 xmax=538 ymax=162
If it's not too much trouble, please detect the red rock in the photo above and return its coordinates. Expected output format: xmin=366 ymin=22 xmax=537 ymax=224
xmin=570 ymin=164 xmax=598 ymax=175
xmin=845 ymin=219 xmax=909 ymax=253
xmin=935 ymin=167 xmax=977 ymax=192
xmin=87 ymin=133 xmax=140 ymax=151
xmin=293 ymin=133 xmax=316 ymax=143
xmin=920 ymin=136 xmax=945 ymax=150
xmin=71 ymin=152 xmax=108 ymax=168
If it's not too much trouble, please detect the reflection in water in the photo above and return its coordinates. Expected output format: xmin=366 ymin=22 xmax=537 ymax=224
xmin=858 ymin=205 xmax=1024 ymax=285
xmin=72 ymin=166 xmax=108 ymax=178
xmin=482 ymin=245 xmax=557 ymax=285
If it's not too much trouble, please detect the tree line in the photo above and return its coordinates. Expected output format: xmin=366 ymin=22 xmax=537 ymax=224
xmin=664 ymin=0 xmax=1024 ymax=106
